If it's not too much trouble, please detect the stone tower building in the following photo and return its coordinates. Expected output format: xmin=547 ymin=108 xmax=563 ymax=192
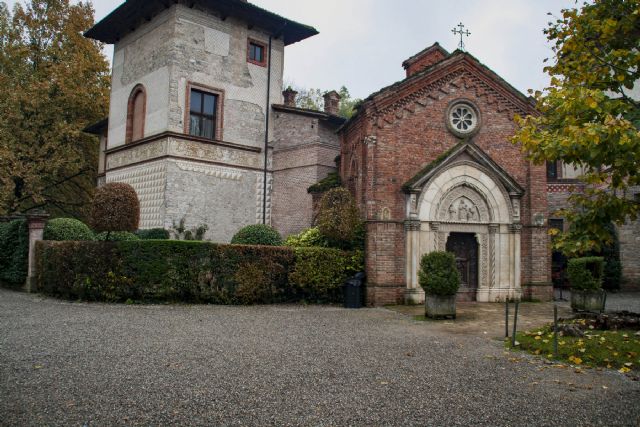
xmin=84 ymin=0 xmax=336 ymax=242
xmin=340 ymin=43 xmax=552 ymax=305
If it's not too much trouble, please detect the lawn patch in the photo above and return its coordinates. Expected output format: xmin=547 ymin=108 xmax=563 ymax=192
xmin=507 ymin=320 xmax=640 ymax=373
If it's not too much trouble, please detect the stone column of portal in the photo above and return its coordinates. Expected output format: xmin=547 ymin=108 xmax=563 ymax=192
xmin=25 ymin=212 xmax=49 ymax=293
xmin=404 ymin=220 xmax=423 ymax=304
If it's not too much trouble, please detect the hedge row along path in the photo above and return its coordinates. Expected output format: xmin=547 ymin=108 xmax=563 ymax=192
xmin=1 ymin=289 xmax=639 ymax=426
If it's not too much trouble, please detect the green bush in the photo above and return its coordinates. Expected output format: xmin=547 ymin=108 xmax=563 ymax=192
xmin=316 ymin=187 xmax=363 ymax=249
xmin=418 ymin=251 xmax=460 ymax=296
xmin=35 ymin=241 xmax=360 ymax=305
xmin=284 ymin=227 xmax=329 ymax=248
xmin=567 ymin=257 xmax=604 ymax=291
xmin=136 ymin=228 xmax=170 ymax=240
xmin=307 ymin=172 xmax=342 ymax=194
xmin=231 ymin=224 xmax=282 ymax=246
xmin=44 ymin=218 xmax=94 ymax=241
xmin=0 ymin=219 xmax=29 ymax=286
xmin=289 ymin=247 xmax=364 ymax=303
xmin=95 ymin=231 xmax=140 ymax=241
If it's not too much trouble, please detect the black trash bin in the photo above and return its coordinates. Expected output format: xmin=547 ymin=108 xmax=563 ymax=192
xmin=344 ymin=272 xmax=366 ymax=309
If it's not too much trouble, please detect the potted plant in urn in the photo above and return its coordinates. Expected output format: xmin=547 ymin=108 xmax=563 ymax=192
xmin=419 ymin=251 xmax=460 ymax=319
xmin=567 ymin=256 xmax=606 ymax=312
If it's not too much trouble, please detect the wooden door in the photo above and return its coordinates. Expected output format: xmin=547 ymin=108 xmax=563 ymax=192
xmin=445 ymin=232 xmax=479 ymax=301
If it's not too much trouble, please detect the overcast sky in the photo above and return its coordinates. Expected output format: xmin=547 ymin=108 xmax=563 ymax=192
xmin=6 ymin=0 xmax=577 ymax=99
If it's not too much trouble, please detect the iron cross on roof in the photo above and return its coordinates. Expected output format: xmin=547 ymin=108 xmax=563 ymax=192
xmin=452 ymin=22 xmax=471 ymax=51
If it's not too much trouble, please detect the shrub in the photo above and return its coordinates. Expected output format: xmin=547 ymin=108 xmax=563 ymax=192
xmin=316 ymin=187 xmax=362 ymax=249
xmin=0 ymin=219 xmax=29 ymax=286
xmin=289 ymin=247 xmax=364 ymax=303
xmin=35 ymin=240 xmax=360 ymax=305
xmin=567 ymin=257 xmax=604 ymax=291
xmin=90 ymin=183 xmax=140 ymax=234
xmin=284 ymin=227 xmax=329 ymax=248
xmin=418 ymin=251 xmax=460 ymax=297
xmin=231 ymin=224 xmax=282 ymax=246
xmin=170 ymin=217 xmax=208 ymax=241
xmin=307 ymin=172 xmax=342 ymax=194
xmin=44 ymin=218 xmax=94 ymax=241
xmin=95 ymin=231 xmax=140 ymax=241
xmin=136 ymin=228 xmax=170 ymax=240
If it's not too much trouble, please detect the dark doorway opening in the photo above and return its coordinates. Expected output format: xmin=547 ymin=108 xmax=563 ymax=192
xmin=446 ymin=232 xmax=479 ymax=301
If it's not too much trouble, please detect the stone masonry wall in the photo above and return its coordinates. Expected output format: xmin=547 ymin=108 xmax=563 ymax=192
xmin=105 ymin=4 xmax=285 ymax=241
xmin=169 ymin=5 xmax=284 ymax=148
xmin=617 ymin=186 xmax=640 ymax=290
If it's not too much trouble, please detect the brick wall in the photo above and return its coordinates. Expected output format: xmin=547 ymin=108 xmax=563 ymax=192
xmin=272 ymin=110 xmax=341 ymax=238
xmin=341 ymin=53 xmax=550 ymax=305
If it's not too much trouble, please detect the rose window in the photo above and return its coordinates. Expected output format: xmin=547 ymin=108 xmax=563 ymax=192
xmin=450 ymin=105 xmax=476 ymax=133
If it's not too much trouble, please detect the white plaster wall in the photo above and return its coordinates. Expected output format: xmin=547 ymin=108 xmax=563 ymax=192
xmin=107 ymin=8 xmax=175 ymax=148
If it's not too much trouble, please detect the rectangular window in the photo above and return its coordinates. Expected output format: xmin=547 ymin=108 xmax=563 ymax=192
xmin=549 ymin=219 xmax=564 ymax=233
xmin=546 ymin=161 xmax=558 ymax=180
xmin=247 ymin=39 xmax=267 ymax=66
xmin=189 ymin=89 xmax=218 ymax=140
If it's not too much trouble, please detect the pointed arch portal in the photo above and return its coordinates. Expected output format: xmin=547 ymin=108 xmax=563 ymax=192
xmin=403 ymin=142 xmax=524 ymax=303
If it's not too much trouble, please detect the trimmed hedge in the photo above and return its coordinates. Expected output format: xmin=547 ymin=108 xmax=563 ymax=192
xmin=136 ymin=228 xmax=170 ymax=240
xmin=44 ymin=218 xmax=94 ymax=241
xmin=95 ymin=231 xmax=140 ymax=241
xmin=231 ymin=224 xmax=282 ymax=246
xmin=567 ymin=257 xmax=604 ymax=291
xmin=418 ymin=251 xmax=460 ymax=296
xmin=36 ymin=241 xmax=360 ymax=304
xmin=0 ymin=219 xmax=29 ymax=286
xmin=91 ymin=182 xmax=140 ymax=233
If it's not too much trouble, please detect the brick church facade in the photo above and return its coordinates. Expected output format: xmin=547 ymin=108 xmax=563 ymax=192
xmin=85 ymin=0 xmax=638 ymax=305
xmin=339 ymin=44 xmax=551 ymax=305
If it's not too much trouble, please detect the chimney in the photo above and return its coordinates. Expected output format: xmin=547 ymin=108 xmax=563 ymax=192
xmin=402 ymin=43 xmax=449 ymax=77
xmin=282 ymin=87 xmax=298 ymax=107
xmin=323 ymin=90 xmax=341 ymax=115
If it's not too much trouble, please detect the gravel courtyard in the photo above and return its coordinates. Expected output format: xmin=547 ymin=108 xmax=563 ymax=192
xmin=1 ymin=289 xmax=639 ymax=426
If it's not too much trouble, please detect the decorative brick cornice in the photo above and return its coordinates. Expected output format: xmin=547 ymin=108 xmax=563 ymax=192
xmin=548 ymin=183 xmax=585 ymax=193
xmin=366 ymin=64 xmax=534 ymax=130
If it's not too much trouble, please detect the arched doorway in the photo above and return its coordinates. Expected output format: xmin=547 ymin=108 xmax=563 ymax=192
xmin=446 ymin=232 xmax=479 ymax=301
xmin=402 ymin=143 xmax=526 ymax=304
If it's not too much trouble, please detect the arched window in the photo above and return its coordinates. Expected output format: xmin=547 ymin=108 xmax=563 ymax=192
xmin=126 ymin=85 xmax=146 ymax=143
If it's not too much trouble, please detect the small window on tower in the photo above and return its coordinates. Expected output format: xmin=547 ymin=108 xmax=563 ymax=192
xmin=247 ymin=39 xmax=267 ymax=66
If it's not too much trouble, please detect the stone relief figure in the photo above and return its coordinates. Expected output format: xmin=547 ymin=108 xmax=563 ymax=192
xmin=458 ymin=200 xmax=468 ymax=221
xmin=448 ymin=204 xmax=457 ymax=220
xmin=467 ymin=207 xmax=476 ymax=222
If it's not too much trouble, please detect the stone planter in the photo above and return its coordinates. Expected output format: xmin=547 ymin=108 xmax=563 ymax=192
xmin=425 ymin=294 xmax=456 ymax=319
xmin=571 ymin=289 xmax=606 ymax=313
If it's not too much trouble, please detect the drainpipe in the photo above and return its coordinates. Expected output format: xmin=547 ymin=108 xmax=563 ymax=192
xmin=262 ymin=23 xmax=286 ymax=225
xmin=262 ymin=34 xmax=272 ymax=225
